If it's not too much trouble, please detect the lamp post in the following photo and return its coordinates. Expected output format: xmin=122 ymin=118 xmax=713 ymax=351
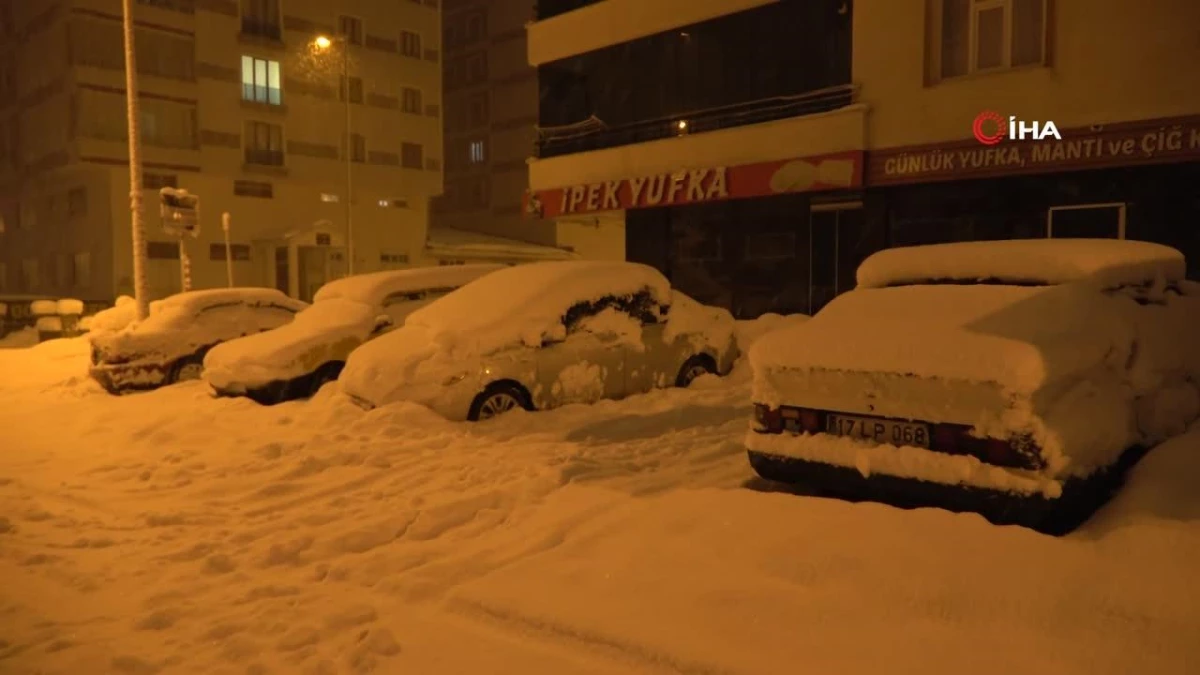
xmin=314 ymin=34 xmax=354 ymax=276
xmin=121 ymin=0 xmax=149 ymax=320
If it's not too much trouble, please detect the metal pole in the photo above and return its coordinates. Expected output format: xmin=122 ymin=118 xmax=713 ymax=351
xmin=221 ymin=212 xmax=233 ymax=287
xmin=178 ymin=235 xmax=192 ymax=292
xmin=121 ymin=0 xmax=149 ymax=320
xmin=342 ymin=40 xmax=354 ymax=277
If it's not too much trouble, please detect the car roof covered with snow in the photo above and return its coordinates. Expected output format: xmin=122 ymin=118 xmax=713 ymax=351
xmin=856 ymin=239 xmax=1185 ymax=289
xmin=114 ymin=288 xmax=306 ymax=334
xmin=312 ymin=264 xmax=506 ymax=307
xmin=403 ymin=260 xmax=670 ymax=354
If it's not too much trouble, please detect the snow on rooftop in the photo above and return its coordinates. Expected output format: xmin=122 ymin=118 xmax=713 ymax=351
xmin=857 ymin=239 xmax=1185 ymax=289
xmin=425 ymin=227 xmax=578 ymax=262
xmin=312 ymin=264 xmax=505 ymax=306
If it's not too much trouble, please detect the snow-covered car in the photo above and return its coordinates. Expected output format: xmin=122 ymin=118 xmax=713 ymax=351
xmin=88 ymin=288 xmax=308 ymax=394
xmin=339 ymin=260 xmax=739 ymax=421
xmin=747 ymin=239 xmax=1200 ymax=534
xmin=203 ymin=264 xmax=505 ymax=404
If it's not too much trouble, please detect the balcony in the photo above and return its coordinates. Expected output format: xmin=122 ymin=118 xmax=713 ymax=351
xmin=244 ymin=149 xmax=284 ymax=167
xmin=534 ymin=0 xmax=604 ymax=20
xmin=536 ymin=84 xmax=857 ymax=159
xmin=240 ymin=19 xmax=282 ymax=42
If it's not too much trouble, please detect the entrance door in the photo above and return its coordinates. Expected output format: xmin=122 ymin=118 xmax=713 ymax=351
xmin=1048 ymin=203 xmax=1126 ymax=239
xmin=273 ymin=247 xmax=289 ymax=294
xmin=808 ymin=202 xmax=866 ymax=315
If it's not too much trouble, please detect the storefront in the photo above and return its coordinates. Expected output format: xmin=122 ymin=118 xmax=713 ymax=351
xmin=525 ymin=150 xmax=866 ymax=318
xmin=865 ymin=114 xmax=1200 ymax=280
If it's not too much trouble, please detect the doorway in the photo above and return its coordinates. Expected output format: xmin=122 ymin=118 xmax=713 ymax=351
xmin=1047 ymin=202 xmax=1126 ymax=239
xmin=808 ymin=201 xmax=866 ymax=315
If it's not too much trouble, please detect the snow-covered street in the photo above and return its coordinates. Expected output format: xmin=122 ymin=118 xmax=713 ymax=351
xmin=2 ymin=337 xmax=1199 ymax=675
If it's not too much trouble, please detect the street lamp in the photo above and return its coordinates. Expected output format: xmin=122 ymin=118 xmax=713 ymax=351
xmin=313 ymin=34 xmax=354 ymax=276
xmin=121 ymin=0 xmax=150 ymax=320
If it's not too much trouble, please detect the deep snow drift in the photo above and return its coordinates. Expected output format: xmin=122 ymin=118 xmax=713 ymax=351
xmin=1 ymin=327 xmax=1198 ymax=675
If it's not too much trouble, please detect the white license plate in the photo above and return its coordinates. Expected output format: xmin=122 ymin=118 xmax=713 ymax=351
xmin=825 ymin=414 xmax=930 ymax=449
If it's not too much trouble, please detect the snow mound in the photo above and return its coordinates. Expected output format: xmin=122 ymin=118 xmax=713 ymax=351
xmin=735 ymin=313 xmax=810 ymax=353
xmin=313 ymin=264 xmax=504 ymax=306
xmin=404 ymin=261 xmax=671 ymax=357
xmin=36 ymin=316 xmax=64 ymax=332
xmin=87 ymin=296 xmax=137 ymax=333
xmin=857 ymin=239 xmax=1184 ymax=289
xmin=30 ymin=300 xmax=58 ymax=316
xmin=57 ymin=298 xmax=84 ymax=315
xmin=205 ymin=298 xmax=376 ymax=391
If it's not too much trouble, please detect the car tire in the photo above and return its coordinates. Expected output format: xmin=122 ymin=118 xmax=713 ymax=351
xmin=168 ymin=354 xmax=204 ymax=384
xmin=467 ymin=382 xmax=532 ymax=422
xmin=675 ymin=354 xmax=717 ymax=388
xmin=307 ymin=361 xmax=345 ymax=398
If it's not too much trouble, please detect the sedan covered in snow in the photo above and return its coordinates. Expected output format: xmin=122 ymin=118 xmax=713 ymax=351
xmin=747 ymin=239 xmax=1200 ymax=534
xmin=88 ymin=288 xmax=308 ymax=394
xmin=203 ymin=264 xmax=504 ymax=404
xmin=339 ymin=260 xmax=738 ymax=421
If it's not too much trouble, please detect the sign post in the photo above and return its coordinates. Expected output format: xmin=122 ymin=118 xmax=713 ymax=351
xmin=221 ymin=212 xmax=233 ymax=287
xmin=159 ymin=188 xmax=200 ymax=293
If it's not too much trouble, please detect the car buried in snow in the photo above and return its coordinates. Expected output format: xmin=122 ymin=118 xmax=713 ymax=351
xmin=88 ymin=288 xmax=308 ymax=394
xmin=338 ymin=260 xmax=739 ymax=421
xmin=203 ymin=264 xmax=505 ymax=404
xmin=746 ymin=239 xmax=1200 ymax=534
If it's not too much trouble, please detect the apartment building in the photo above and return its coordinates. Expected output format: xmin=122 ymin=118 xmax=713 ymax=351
xmin=433 ymin=0 xmax=579 ymax=264
xmin=524 ymin=0 xmax=861 ymax=319
xmin=855 ymin=0 xmax=1200 ymax=278
xmin=0 ymin=0 xmax=443 ymax=303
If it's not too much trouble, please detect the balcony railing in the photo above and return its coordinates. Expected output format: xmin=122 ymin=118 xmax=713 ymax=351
xmin=535 ymin=83 xmax=857 ymax=159
xmin=241 ymin=18 xmax=282 ymax=41
xmin=533 ymin=0 xmax=605 ymax=21
xmin=244 ymin=149 xmax=284 ymax=167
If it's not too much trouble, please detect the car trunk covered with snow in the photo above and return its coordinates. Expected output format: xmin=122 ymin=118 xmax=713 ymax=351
xmin=339 ymin=261 xmax=737 ymax=420
xmin=747 ymin=239 xmax=1200 ymax=529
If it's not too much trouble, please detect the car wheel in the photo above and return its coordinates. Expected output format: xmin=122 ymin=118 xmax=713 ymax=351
xmin=168 ymin=355 xmax=204 ymax=384
xmin=675 ymin=354 xmax=716 ymax=388
xmin=468 ymin=382 xmax=531 ymax=422
xmin=307 ymin=361 xmax=345 ymax=398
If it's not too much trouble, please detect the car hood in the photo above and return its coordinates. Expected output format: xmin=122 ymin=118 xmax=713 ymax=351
xmin=204 ymin=299 xmax=376 ymax=391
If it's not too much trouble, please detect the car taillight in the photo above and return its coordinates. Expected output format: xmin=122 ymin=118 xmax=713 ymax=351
xmin=929 ymin=423 xmax=1043 ymax=470
xmin=753 ymin=403 xmax=783 ymax=433
xmin=798 ymin=409 xmax=821 ymax=434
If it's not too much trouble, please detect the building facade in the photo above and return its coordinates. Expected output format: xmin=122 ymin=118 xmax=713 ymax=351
xmin=523 ymin=0 xmax=1199 ymax=319
xmin=433 ymin=0 xmax=580 ymax=264
xmin=0 ymin=0 xmax=444 ymax=304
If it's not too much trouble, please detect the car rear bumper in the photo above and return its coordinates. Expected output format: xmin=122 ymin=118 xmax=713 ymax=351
xmin=746 ymin=444 xmax=1148 ymax=535
xmin=89 ymin=361 xmax=169 ymax=394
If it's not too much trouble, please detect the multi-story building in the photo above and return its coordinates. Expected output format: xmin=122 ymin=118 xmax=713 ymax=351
xmin=524 ymin=0 xmax=862 ymax=318
xmin=433 ymin=0 xmax=579 ymax=264
xmin=855 ymin=0 xmax=1200 ymax=278
xmin=522 ymin=0 xmax=1198 ymax=320
xmin=0 ymin=0 xmax=444 ymax=303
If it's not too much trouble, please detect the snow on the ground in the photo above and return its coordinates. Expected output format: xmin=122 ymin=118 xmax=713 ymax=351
xmin=0 ymin=327 xmax=40 ymax=349
xmin=1 ymin=331 xmax=1199 ymax=675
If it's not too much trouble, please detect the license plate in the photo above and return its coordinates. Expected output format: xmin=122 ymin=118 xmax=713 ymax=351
xmin=825 ymin=414 xmax=930 ymax=449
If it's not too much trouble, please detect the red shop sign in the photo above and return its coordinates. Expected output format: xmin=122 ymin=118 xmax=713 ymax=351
xmin=523 ymin=150 xmax=863 ymax=219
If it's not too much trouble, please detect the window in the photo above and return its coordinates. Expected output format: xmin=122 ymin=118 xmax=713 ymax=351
xmin=147 ymin=241 xmax=179 ymax=259
xmin=468 ymin=140 xmax=485 ymax=164
xmin=380 ymin=253 xmax=409 ymax=264
xmin=241 ymin=55 xmax=282 ymax=105
xmin=55 ymin=254 xmax=69 ymax=288
xmin=67 ymin=188 xmax=87 ymax=218
xmin=401 ymin=87 xmax=422 ymax=114
xmin=144 ymin=172 xmax=177 ymax=189
xmin=20 ymin=258 xmax=39 ymax=290
xmin=340 ymin=76 xmax=364 ymax=103
xmin=337 ymin=15 xmax=363 ymax=45
xmin=0 ymin=263 xmax=6 ymax=291
xmin=209 ymin=243 xmax=252 ymax=261
xmin=468 ymin=92 xmax=488 ymax=127
xmin=234 ymin=179 xmax=273 ymax=198
xmin=76 ymin=88 xmax=197 ymax=149
xmin=467 ymin=177 xmax=489 ymax=208
xmin=940 ymin=0 xmax=1046 ymax=78
xmin=241 ymin=0 xmax=281 ymax=39
xmin=348 ymin=133 xmax=366 ymax=163
xmin=19 ymin=200 xmax=35 ymax=230
xmin=401 ymin=31 xmax=421 ymax=58
xmin=72 ymin=252 xmax=91 ymax=287
xmin=466 ymin=52 xmax=487 ymax=83
xmin=401 ymin=142 xmax=423 ymax=169
xmin=465 ymin=10 xmax=487 ymax=43
xmin=244 ymin=120 xmax=283 ymax=165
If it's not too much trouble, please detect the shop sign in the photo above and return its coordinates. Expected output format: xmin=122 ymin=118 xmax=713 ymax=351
xmin=523 ymin=150 xmax=863 ymax=219
xmin=867 ymin=114 xmax=1200 ymax=186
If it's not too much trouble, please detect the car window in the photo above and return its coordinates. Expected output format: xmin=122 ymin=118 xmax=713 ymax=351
xmin=617 ymin=290 xmax=660 ymax=325
xmin=563 ymin=296 xmax=622 ymax=334
xmin=383 ymin=290 xmax=428 ymax=306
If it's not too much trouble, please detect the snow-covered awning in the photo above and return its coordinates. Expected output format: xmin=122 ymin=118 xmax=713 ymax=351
xmin=425 ymin=227 xmax=578 ymax=263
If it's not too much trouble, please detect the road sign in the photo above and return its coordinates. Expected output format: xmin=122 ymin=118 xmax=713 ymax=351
xmin=159 ymin=188 xmax=200 ymax=237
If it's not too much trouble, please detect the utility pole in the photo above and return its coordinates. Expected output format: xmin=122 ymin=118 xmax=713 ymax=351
xmin=341 ymin=41 xmax=354 ymax=276
xmin=121 ymin=0 xmax=149 ymax=320
xmin=221 ymin=212 xmax=234 ymax=287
